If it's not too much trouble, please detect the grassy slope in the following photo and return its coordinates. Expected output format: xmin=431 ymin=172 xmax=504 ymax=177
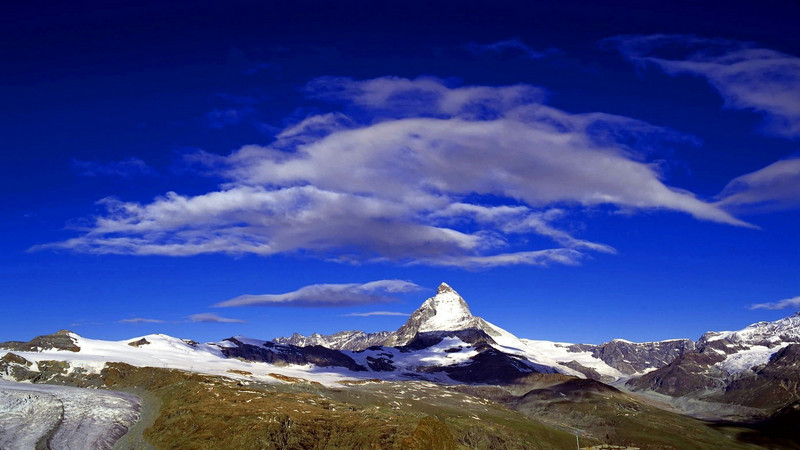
xmin=16 ymin=359 xmax=786 ymax=449
xmin=100 ymin=363 xmax=582 ymax=449
xmin=456 ymin=379 xmax=770 ymax=450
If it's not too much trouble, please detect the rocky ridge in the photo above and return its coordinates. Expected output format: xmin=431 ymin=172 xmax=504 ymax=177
xmin=566 ymin=338 xmax=696 ymax=375
xmin=273 ymin=330 xmax=393 ymax=351
xmin=276 ymin=283 xmax=695 ymax=379
xmin=627 ymin=311 xmax=800 ymax=410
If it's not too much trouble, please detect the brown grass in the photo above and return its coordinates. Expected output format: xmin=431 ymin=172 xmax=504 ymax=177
xmin=268 ymin=372 xmax=323 ymax=386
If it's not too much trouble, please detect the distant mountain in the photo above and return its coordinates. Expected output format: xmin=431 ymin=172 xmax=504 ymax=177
xmin=627 ymin=311 xmax=800 ymax=410
xmin=523 ymin=338 xmax=695 ymax=383
xmin=273 ymin=330 xmax=393 ymax=351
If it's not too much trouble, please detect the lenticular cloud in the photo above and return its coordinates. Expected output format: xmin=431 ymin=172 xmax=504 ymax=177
xmin=216 ymin=280 xmax=421 ymax=307
xmin=36 ymin=77 xmax=751 ymax=268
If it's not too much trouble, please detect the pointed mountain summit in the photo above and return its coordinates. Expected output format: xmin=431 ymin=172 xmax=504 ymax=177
xmin=407 ymin=282 xmax=476 ymax=333
xmin=276 ymin=282 xmax=527 ymax=350
xmin=386 ymin=283 xmax=525 ymax=349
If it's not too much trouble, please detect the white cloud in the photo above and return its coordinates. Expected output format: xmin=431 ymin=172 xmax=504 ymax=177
xmin=413 ymin=248 xmax=586 ymax=269
xmin=431 ymin=204 xmax=616 ymax=253
xmin=188 ymin=313 xmax=246 ymax=323
xmin=72 ymin=157 xmax=155 ymax=177
xmin=216 ymin=280 xmax=420 ymax=307
xmin=749 ymin=296 xmax=800 ymax=310
xmin=716 ymin=155 xmax=800 ymax=213
xmin=305 ymin=76 xmax=546 ymax=119
xmin=342 ymin=311 xmax=410 ymax=317
xmin=466 ymin=39 xmax=557 ymax=60
xmin=39 ymin=77 xmax=752 ymax=267
xmin=119 ymin=317 xmax=165 ymax=324
xmin=607 ymin=34 xmax=800 ymax=138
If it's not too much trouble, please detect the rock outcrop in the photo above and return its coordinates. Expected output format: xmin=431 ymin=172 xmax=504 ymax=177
xmin=0 ymin=330 xmax=80 ymax=353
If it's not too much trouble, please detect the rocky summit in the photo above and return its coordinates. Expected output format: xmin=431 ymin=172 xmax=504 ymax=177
xmin=276 ymin=283 xmax=528 ymax=351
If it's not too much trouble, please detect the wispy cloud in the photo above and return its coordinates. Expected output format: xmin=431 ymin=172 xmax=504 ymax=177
xmin=466 ymin=39 xmax=557 ymax=60
xmin=72 ymin=157 xmax=155 ymax=177
xmin=605 ymin=34 xmax=800 ymax=138
xmin=39 ymin=76 xmax=752 ymax=267
xmin=749 ymin=295 xmax=800 ymax=310
xmin=119 ymin=317 xmax=165 ymax=324
xmin=716 ymin=155 xmax=800 ymax=213
xmin=342 ymin=311 xmax=410 ymax=317
xmin=412 ymin=249 xmax=588 ymax=269
xmin=188 ymin=313 xmax=247 ymax=323
xmin=204 ymin=108 xmax=253 ymax=129
xmin=244 ymin=62 xmax=274 ymax=75
xmin=216 ymin=280 xmax=420 ymax=308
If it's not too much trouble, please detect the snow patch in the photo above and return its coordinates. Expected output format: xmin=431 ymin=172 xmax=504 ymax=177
xmin=717 ymin=344 xmax=789 ymax=374
xmin=521 ymin=339 xmax=627 ymax=379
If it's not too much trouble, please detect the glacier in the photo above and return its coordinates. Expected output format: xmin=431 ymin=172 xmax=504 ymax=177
xmin=0 ymin=380 xmax=140 ymax=450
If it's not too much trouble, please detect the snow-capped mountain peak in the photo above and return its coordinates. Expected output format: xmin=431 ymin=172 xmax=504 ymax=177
xmin=387 ymin=283 xmax=531 ymax=353
xmin=277 ymin=282 xmax=527 ymax=352
xmin=436 ymin=282 xmax=456 ymax=294
xmin=699 ymin=311 xmax=800 ymax=347
xmin=415 ymin=283 xmax=475 ymax=332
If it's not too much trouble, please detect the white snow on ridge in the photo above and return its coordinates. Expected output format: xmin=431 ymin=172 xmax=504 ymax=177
xmin=700 ymin=312 xmax=799 ymax=374
xmin=227 ymin=336 xmax=268 ymax=347
xmin=478 ymin=319 xmax=528 ymax=350
xmin=347 ymin=337 xmax=479 ymax=374
xmin=1 ymin=333 xmax=362 ymax=387
xmin=704 ymin=313 xmax=800 ymax=344
xmin=521 ymin=339 xmax=626 ymax=379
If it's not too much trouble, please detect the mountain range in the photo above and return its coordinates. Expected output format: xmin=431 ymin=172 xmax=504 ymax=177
xmin=1 ymin=282 xmax=799 ymax=448
xmin=3 ymin=283 xmax=799 ymax=403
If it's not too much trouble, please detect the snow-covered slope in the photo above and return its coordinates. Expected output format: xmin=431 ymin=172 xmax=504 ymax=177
xmin=345 ymin=336 xmax=481 ymax=382
xmin=521 ymin=340 xmax=628 ymax=381
xmin=699 ymin=311 xmax=800 ymax=374
xmin=1 ymin=333 xmax=360 ymax=387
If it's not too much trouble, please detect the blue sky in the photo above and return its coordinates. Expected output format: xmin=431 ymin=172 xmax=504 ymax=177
xmin=2 ymin=0 xmax=799 ymax=344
